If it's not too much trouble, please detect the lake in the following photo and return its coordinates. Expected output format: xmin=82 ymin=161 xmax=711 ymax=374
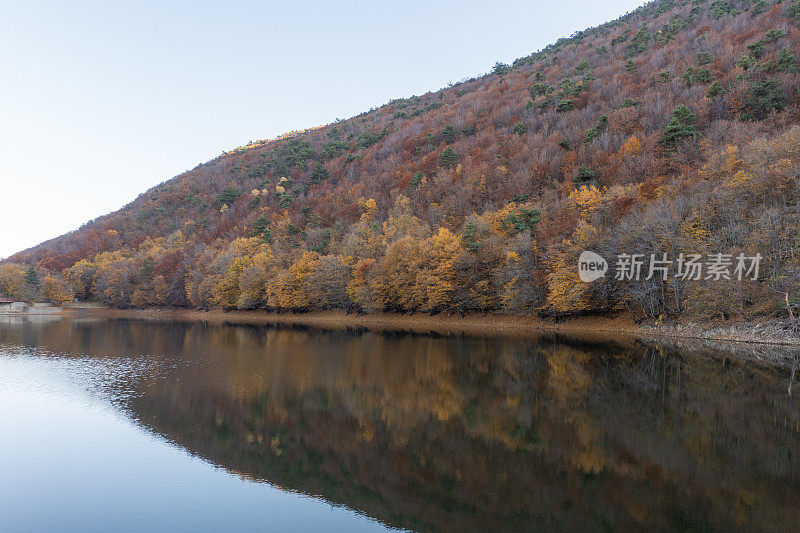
xmin=0 ymin=316 xmax=798 ymax=532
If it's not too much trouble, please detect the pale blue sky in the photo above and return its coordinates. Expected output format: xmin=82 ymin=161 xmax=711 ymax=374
xmin=0 ymin=0 xmax=645 ymax=259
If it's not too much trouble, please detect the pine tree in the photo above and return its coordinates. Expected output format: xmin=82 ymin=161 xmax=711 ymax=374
xmin=660 ymin=105 xmax=698 ymax=148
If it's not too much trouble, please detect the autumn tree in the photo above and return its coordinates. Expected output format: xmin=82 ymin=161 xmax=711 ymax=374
xmin=41 ymin=274 xmax=74 ymax=305
xmin=0 ymin=263 xmax=28 ymax=300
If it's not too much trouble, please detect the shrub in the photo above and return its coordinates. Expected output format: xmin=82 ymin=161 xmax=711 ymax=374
xmin=512 ymin=122 xmax=528 ymax=135
xmin=461 ymin=124 xmax=477 ymax=136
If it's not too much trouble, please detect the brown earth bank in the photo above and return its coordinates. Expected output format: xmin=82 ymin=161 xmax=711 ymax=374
xmin=66 ymin=307 xmax=800 ymax=352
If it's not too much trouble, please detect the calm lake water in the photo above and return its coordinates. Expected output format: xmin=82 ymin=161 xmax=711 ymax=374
xmin=0 ymin=317 xmax=798 ymax=532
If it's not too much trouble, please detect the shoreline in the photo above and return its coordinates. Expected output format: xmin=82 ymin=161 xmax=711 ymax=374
xmin=58 ymin=307 xmax=800 ymax=348
xmin=5 ymin=306 xmax=797 ymax=368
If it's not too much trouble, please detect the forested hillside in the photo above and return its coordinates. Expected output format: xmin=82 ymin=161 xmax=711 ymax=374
xmin=3 ymin=0 xmax=800 ymax=325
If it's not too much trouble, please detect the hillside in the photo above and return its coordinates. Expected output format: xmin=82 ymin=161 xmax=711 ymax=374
xmin=2 ymin=0 xmax=800 ymax=326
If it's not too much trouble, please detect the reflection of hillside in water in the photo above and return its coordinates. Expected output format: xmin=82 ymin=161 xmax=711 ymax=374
xmin=2 ymin=318 xmax=799 ymax=532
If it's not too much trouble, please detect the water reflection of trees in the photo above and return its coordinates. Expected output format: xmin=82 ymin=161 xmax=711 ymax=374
xmin=2 ymin=318 xmax=799 ymax=532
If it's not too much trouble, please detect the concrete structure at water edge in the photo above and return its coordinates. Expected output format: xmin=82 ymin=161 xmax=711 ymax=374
xmin=0 ymin=300 xmax=66 ymax=315
xmin=0 ymin=298 xmax=27 ymax=313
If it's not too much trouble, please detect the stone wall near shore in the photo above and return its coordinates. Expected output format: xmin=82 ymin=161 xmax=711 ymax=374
xmin=0 ymin=302 xmax=66 ymax=315
xmin=62 ymin=301 xmax=109 ymax=309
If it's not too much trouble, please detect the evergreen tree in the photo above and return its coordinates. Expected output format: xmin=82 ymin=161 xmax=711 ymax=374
xmin=439 ymin=147 xmax=458 ymax=168
xmin=660 ymin=105 xmax=698 ymax=148
xmin=441 ymin=124 xmax=456 ymax=143
xmin=310 ymin=162 xmax=330 ymax=184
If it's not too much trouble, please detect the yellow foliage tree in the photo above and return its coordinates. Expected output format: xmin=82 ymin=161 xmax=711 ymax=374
xmin=0 ymin=263 xmax=28 ymax=300
xmin=238 ymin=250 xmax=276 ymax=309
xmin=416 ymin=228 xmax=462 ymax=312
xmin=382 ymin=195 xmax=430 ymax=242
xmin=152 ymin=275 xmax=169 ymax=306
xmin=346 ymin=258 xmax=378 ymax=312
xmin=569 ymin=185 xmax=605 ymax=219
xmin=678 ymin=209 xmax=711 ymax=253
xmin=618 ymin=135 xmax=641 ymax=158
xmin=545 ymin=220 xmax=599 ymax=314
xmin=212 ymin=256 xmax=251 ymax=308
xmin=268 ymin=251 xmax=320 ymax=310
xmin=64 ymin=259 xmax=98 ymax=301
xmin=42 ymin=275 xmax=74 ymax=305
xmin=375 ymin=237 xmax=424 ymax=310
xmin=93 ymin=253 xmax=134 ymax=308
xmin=359 ymin=197 xmax=378 ymax=223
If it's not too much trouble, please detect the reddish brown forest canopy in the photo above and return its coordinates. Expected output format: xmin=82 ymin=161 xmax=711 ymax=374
xmin=2 ymin=0 xmax=800 ymax=323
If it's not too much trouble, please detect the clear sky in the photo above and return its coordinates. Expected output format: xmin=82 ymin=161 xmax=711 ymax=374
xmin=0 ymin=0 xmax=646 ymax=259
